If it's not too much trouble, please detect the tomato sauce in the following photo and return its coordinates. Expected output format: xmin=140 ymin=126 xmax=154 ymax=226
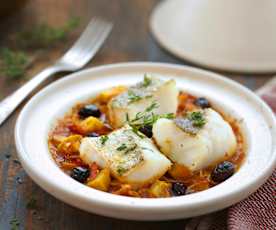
xmin=48 ymin=89 xmax=245 ymax=198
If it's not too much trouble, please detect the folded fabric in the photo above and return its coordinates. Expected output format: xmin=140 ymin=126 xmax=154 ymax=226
xmin=228 ymin=170 xmax=275 ymax=230
xmin=257 ymin=77 xmax=276 ymax=113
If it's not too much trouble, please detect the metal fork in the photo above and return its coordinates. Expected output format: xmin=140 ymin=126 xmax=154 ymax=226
xmin=0 ymin=18 xmax=113 ymax=126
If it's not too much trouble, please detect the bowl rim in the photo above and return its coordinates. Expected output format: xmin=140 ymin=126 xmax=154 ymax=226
xmin=149 ymin=0 xmax=276 ymax=74
xmin=14 ymin=62 xmax=276 ymax=220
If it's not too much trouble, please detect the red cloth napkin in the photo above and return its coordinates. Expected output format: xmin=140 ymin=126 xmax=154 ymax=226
xmin=185 ymin=78 xmax=276 ymax=230
xmin=228 ymin=170 xmax=275 ymax=230
xmin=227 ymin=79 xmax=276 ymax=230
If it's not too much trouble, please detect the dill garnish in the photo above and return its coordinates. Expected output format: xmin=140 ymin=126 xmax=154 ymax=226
xmin=124 ymin=143 xmax=138 ymax=154
xmin=187 ymin=111 xmax=206 ymax=127
xmin=141 ymin=147 xmax=154 ymax=152
xmin=0 ymin=17 xmax=80 ymax=80
xmin=0 ymin=48 xmax=29 ymax=79
xmin=117 ymin=143 xmax=138 ymax=154
xmin=100 ymin=135 xmax=108 ymax=145
xmin=9 ymin=217 xmax=20 ymax=230
xmin=126 ymin=101 xmax=174 ymax=137
xmin=117 ymin=166 xmax=127 ymax=175
xmin=174 ymin=111 xmax=206 ymax=135
xmin=16 ymin=17 xmax=80 ymax=48
xmin=128 ymin=91 xmax=142 ymax=104
xmin=117 ymin=143 xmax=127 ymax=151
xmin=142 ymin=74 xmax=152 ymax=87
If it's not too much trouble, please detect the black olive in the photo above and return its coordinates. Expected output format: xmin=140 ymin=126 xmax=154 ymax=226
xmin=86 ymin=132 xmax=100 ymax=137
xmin=211 ymin=161 xmax=235 ymax=183
xmin=78 ymin=104 xmax=101 ymax=119
xmin=139 ymin=125 xmax=153 ymax=138
xmin=194 ymin=97 xmax=210 ymax=108
xmin=172 ymin=182 xmax=187 ymax=196
xmin=71 ymin=166 xmax=90 ymax=183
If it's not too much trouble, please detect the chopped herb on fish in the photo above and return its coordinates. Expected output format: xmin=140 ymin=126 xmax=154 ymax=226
xmin=100 ymin=135 xmax=108 ymax=145
xmin=117 ymin=143 xmax=127 ymax=151
xmin=126 ymin=102 xmax=175 ymax=138
xmin=124 ymin=143 xmax=138 ymax=154
xmin=142 ymin=74 xmax=152 ymax=87
xmin=117 ymin=166 xmax=128 ymax=175
xmin=174 ymin=111 xmax=206 ymax=135
xmin=131 ymin=126 xmax=145 ymax=138
xmin=187 ymin=111 xmax=206 ymax=127
xmin=141 ymin=147 xmax=154 ymax=152
xmin=128 ymin=91 xmax=143 ymax=104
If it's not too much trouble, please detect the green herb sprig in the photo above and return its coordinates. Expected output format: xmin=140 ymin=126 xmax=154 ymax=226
xmin=100 ymin=135 xmax=108 ymax=145
xmin=0 ymin=48 xmax=29 ymax=79
xmin=16 ymin=17 xmax=80 ymax=49
xmin=117 ymin=166 xmax=127 ymax=175
xmin=0 ymin=17 xmax=80 ymax=80
xmin=10 ymin=217 xmax=20 ymax=230
xmin=117 ymin=143 xmax=138 ymax=154
xmin=116 ymin=143 xmax=127 ymax=151
xmin=142 ymin=74 xmax=152 ymax=87
xmin=124 ymin=143 xmax=138 ymax=154
xmin=187 ymin=111 xmax=206 ymax=127
xmin=128 ymin=91 xmax=143 ymax=104
xmin=126 ymin=101 xmax=174 ymax=137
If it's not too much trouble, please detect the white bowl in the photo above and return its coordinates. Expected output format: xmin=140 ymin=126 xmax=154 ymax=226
xmin=15 ymin=62 xmax=276 ymax=220
xmin=150 ymin=0 xmax=276 ymax=73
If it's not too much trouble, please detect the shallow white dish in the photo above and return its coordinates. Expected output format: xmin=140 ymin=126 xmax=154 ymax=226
xmin=15 ymin=62 xmax=276 ymax=220
xmin=150 ymin=0 xmax=276 ymax=73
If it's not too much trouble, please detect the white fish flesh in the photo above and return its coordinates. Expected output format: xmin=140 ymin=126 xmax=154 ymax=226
xmin=152 ymin=108 xmax=237 ymax=171
xmin=79 ymin=125 xmax=172 ymax=185
xmin=108 ymin=76 xmax=178 ymax=128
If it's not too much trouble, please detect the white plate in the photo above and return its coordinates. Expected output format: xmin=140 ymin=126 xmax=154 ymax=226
xmin=150 ymin=0 xmax=276 ymax=73
xmin=15 ymin=62 xmax=276 ymax=220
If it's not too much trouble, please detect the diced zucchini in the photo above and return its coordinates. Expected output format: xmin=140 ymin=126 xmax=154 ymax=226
xmin=87 ymin=168 xmax=111 ymax=192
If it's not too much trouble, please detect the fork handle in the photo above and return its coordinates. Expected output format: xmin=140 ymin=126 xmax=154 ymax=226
xmin=0 ymin=66 xmax=60 ymax=126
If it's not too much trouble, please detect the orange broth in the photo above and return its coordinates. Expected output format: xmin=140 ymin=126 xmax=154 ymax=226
xmin=48 ymin=89 xmax=245 ymax=198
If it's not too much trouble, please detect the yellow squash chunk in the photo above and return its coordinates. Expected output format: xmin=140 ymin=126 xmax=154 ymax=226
xmin=98 ymin=86 xmax=127 ymax=103
xmin=79 ymin=116 xmax=104 ymax=133
xmin=87 ymin=168 xmax=111 ymax=192
xmin=57 ymin=135 xmax=82 ymax=154
xmin=149 ymin=180 xmax=171 ymax=198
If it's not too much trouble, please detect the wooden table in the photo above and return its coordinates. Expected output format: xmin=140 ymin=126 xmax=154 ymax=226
xmin=0 ymin=0 xmax=273 ymax=229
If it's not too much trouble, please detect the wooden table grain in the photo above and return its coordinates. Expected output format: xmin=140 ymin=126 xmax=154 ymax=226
xmin=0 ymin=0 xmax=273 ymax=229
